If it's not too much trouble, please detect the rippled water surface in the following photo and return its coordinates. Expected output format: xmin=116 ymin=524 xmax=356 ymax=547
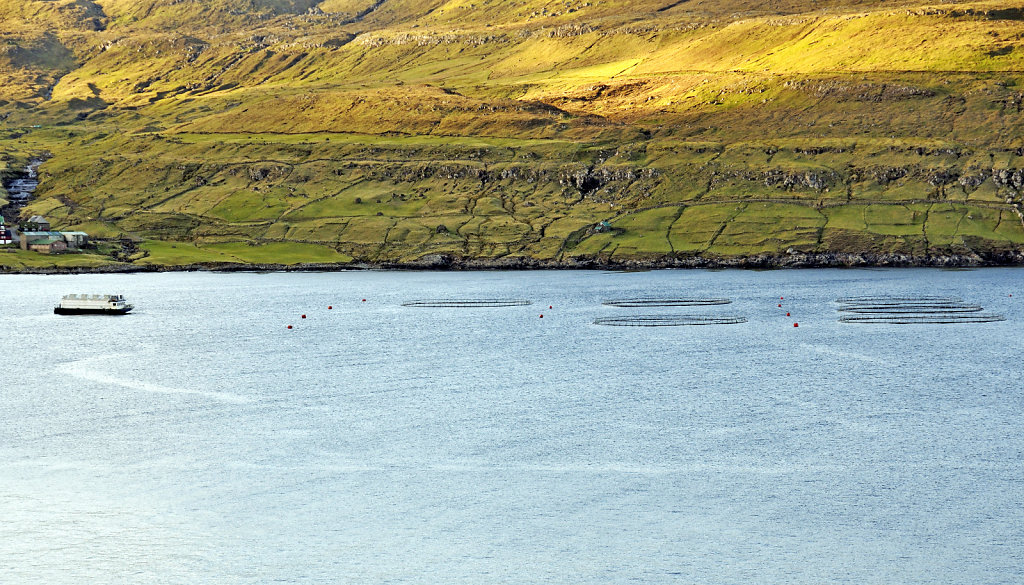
xmin=1 ymin=268 xmax=1022 ymax=584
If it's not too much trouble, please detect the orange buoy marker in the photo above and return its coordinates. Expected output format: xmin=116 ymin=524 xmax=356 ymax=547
xmin=793 ymin=323 xmax=799 ymax=327
xmin=539 ymin=314 xmax=544 ymax=318
xmin=287 ymin=325 xmax=293 ymax=329
xmin=328 ymin=306 xmax=333 ymax=310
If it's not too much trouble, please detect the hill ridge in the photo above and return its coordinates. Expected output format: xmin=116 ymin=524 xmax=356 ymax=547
xmin=2 ymin=0 xmax=1024 ymax=269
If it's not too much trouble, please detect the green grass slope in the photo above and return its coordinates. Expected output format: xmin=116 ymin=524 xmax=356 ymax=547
xmin=2 ymin=0 xmax=1024 ymax=268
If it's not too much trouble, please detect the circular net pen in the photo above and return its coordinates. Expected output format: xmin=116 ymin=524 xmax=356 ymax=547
xmin=839 ymin=304 xmax=985 ymax=314
xmin=594 ymin=315 xmax=748 ymax=327
xmin=602 ymin=298 xmax=732 ymax=307
xmin=835 ymin=295 xmax=963 ymax=305
xmin=839 ymin=314 xmax=1006 ymax=324
xmin=402 ymin=299 xmax=532 ymax=308
xmin=837 ymin=295 xmax=1004 ymax=324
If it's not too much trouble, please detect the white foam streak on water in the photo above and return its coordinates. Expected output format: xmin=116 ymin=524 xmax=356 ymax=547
xmin=57 ymin=359 xmax=250 ymax=404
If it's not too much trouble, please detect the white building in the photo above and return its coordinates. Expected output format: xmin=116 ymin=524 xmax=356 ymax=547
xmin=0 ymin=218 xmax=13 ymax=245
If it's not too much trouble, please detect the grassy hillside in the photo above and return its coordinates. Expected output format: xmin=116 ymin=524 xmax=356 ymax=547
xmin=2 ymin=0 xmax=1024 ymax=268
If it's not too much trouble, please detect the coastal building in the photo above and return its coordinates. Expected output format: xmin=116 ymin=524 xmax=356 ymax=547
xmin=60 ymin=231 xmax=89 ymax=250
xmin=13 ymin=221 xmax=90 ymax=253
xmin=24 ymin=215 xmax=51 ymax=231
xmin=0 ymin=218 xmax=12 ymax=246
xmin=20 ymin=231 xmax=68 ymax=254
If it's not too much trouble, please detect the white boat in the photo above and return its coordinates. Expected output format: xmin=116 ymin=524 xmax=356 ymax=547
xmin=54 ymin=294 xmax=134 ymax=315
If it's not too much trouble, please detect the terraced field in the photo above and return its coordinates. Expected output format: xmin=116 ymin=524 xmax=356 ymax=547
xmin=2 ymin=0 xmax=1024 ymax=268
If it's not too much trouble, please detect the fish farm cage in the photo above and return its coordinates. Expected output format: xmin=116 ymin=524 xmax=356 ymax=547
xmin=601 ymin=298 xmax=732 ymax=307
xmin=835 ymin=296 xmax=965 ymax=304
xmin=401 ymin=299 xmax=532 ymax=308
xmin=593 ymin=315 xmax=748 ymax=327
xmin=839 ymin=314 xmax=1007 ymax=324
xmin=839 ymin=304 xmax=985 ymax=314
xmin=836 ymin=296 xmax=1004 ymax=324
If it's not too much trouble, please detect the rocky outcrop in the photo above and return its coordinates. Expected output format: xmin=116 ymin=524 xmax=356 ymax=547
xmin=6 ymin=247 xmax=1024 ymax=274
xmin=784 ymin=79 xmax=935 ymax=101
xmin=708 ymin=168 xmax=838 ymax=191
xmin=992 ymin=168 xmax=1024 ymax=190
xmin=559 ymin=165 xmax=657 ymax=194
xmin=330 ymin=160 xmax=658 ymax=195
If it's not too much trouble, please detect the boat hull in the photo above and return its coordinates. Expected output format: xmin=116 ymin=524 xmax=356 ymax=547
xmin=54 ymin=307 xmax=132 ymax=315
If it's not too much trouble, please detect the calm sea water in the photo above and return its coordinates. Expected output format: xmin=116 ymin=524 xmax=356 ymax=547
xmin=1 ymin=268 xmax=1022 ymax=584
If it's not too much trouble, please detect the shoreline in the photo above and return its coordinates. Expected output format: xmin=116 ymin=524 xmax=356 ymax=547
xmin=3 ymin=251 xmax=1024 ymax=274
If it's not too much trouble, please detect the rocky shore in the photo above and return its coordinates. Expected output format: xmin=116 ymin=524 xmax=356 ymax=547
xmin=3 ymin=250 xmax=1024 ymax=274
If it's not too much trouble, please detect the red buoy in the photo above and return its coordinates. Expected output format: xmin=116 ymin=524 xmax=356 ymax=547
xmin=362 ymin=299 xmax=367 ymax=302
xmin=778 ymin=304 xmax=782 ymax=308
xmin=328 ymin=306 xmax=333 ymax=310
xmin=793 ymin=323 xmax=799 ymax=327
xmin=301 ymin=314 xmax=306 ymax=319
xmin=786 ymin=312 xmax=791 ymax=317
xmin=780 ymin=297 xmax=784 ymax=300
xmin=549 ymin=305 xmax=553 ymax=309
xmin=287 ymin=325 xmax=293 ymax=329
xmin=539 ymin=314 xmax=544 ymax=318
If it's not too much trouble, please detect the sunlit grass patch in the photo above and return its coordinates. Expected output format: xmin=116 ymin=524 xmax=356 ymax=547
xmin=138 ymin=240 xmax=237 ymax=264
xmin=473 ymin=216 xmax=533 ymax=243
xmin=704 ymin=202 xmax=824 ymax=255
xmin=924 ymin=203 xmax=968 ymax=247
xmin=386 ymin=219 xmax=437 ymax=247
xmin=965 ymin=181 xmax=1005 ymax=203
xmin=0 ymin=249 xmax=117 ymax=269
xmin=283 ymin=219 xmax=351 ymax=242
xmin=863 ymin=204 xmax=926 ymax=237
xmin=283 ymin=182 xmax=428 ymax=220
xmin=567 ymin=232 xmax=615 ymax=256
xmin=542 ymin=216 xmax=601 ymax=239
xmin=955 ymin=205 xmax=1024 ymax=244
xmin=668 ymin=203 xmax=742 ymax=253
xmin=204 ymin=188 xmax=294 ymax=222
xmin=823 ymin=205 xmax=868 ymax=232
xmin=203 ymin=241 xmax=353 ymax=264
xmin=605 ymin=207 xmax=680 ymax=255
xmin=339 ymin=216 xmax=398 ymax=245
